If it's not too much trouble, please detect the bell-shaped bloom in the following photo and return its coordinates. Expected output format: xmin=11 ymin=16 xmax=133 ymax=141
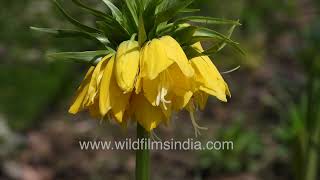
xmin=130 ymin=93 xmax=166 ymax=131
xmin=99 ymin=55 xmax=131 ymax=123
xmin=190 ymin=42 xmax=230 ymax=103
xmin=68 ymin=66 xmax=95 ymax=114
xmin=139 ymin=36 xmax=194 ymax=117
xmin=115 ymin=40 xmax=140 ymax=93
xmin=69 ymin=54 xmax=132 ymax=124
xmin=68 ymin=37 xmax=231 ymax=133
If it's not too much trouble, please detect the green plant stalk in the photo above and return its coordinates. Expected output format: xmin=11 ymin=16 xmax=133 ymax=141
xmin=305 ymin=128 xmax=319 ymax=180
xmin=136 ymin=124 xmax=150 ymax=180
xmin=305 ymin=113 xmax=320 ymax=180
xmin=305 ymin=62 xmax=319 ymax=180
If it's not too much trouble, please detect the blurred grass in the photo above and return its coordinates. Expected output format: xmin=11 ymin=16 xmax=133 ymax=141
xmin=0 ymin=63 xmax=72 ymax=130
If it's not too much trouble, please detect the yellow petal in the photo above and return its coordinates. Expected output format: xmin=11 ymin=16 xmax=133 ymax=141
xmin=115 ymin=40 xmax=140 ymax=93
xmin=160 ymin=36 xmax=194 ymax=77
xmin=172 ymin=91 xmax=193 ymax=111
xmin=84 ymin=56 xmax=110 ymax=106
xmin=142 ymin=76 xmax=159 ymax=106
xmin=99 ymin=56 xmax=114 ymax=116
xmin=131 ymin=94 xmax=165 ymax=131
xmin=190 ymin=43 xmax=230 ymax=102
xmin=193 ymin=91 xmax=209 ymax=110
xmin=167 ymin=64 xmax=192 ymax=96
xmin=140 ymin=39 xmax=174 ymax=80
xmin=99 ymin=55 xmax=131 ymax=122
xmin=192 ymin=42 xmax=204 ymax=52
xmin=88 ymin=98 xmax=101 ymax=119
xmin=135 ymin=73 xmax=142 ymax=94
xmin=109 ymin=64 xmax=131 ymax=123
xmin=143 ymin=64 xmax=192 ymax=107
xmin=68 ymin=66 xmax=95 ymax=114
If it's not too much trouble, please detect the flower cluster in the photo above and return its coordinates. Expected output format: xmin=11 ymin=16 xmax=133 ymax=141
xmin=69 ymin=35 xmax=230 ymax=133
xmin=32 ymin=0 xmax=241 ymax=134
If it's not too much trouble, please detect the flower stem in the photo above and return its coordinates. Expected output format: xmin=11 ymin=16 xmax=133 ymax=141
xmin=136 ymin=124 xmax=150 ymax=180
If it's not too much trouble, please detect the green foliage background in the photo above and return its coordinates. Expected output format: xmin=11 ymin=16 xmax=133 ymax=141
xmin=0 ymin=0 xmax=319 ymax=179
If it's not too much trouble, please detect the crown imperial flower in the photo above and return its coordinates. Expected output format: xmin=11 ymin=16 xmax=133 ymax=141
xmin=32 ymin=0 xmax=242 ymax=133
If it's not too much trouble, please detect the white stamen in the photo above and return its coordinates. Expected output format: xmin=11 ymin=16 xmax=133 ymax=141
xmin=156 ymin=87 xmax=171 ymax=110
xmin=189 ymin=111 xmax=208 ymax=138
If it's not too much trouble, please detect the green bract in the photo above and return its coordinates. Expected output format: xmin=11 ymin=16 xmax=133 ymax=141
xmin=31 ymin=0 xmax=243 ymax=64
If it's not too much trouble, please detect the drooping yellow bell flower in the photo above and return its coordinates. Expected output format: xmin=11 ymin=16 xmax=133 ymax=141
xmin=68 ymin=38 xmax=231 ymax=133
xmin=190 ymin=42 xmax=231 ymax=103
xmin=181 ymin=42 xmax=231 ymax=137
xmin=130 ymin=93 xmax=166 ymax=131
xmin=68 ymin=54 xmax=112 ymax=115
xmin=69 ymin=53 xmax=132 ymax=124
xmin=99 ymin=55 xmax=131 ymax=123
xmin=138 ymin=36 xmax=194 ymax=118
xmin=68 ymin=66 xmax=95 ymax=114
xmin=115 ymin=40 xmax=140 ymax=93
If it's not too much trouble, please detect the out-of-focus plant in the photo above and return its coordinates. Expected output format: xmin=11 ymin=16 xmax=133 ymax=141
xmin=198 ymin=120 xmax=263 ymax=176
xmin=277 ymin=22 xmax=320 ymax=180
xmin=0 ymin=0 xmax=92 ymax=131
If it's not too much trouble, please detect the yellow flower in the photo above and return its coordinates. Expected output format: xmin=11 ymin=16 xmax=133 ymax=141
xmin=68 ymin=38 xmax=231 ymax=133
xmin=139 ymin=36 xmax=194 ymax=116
xmin=130 ymin=93 xmax=165 ymax=131
xmin=190 ymin=42 xmax=231 ymax=104
xmin=115 ymin=40 xmax=140 ymax=93
xmin=186 ymin=42 xmax=231 ymax=136
xmin=99 ymin=55 xmax=131 ymax=123
xmin=68 ymin=66 xmax=95 ymax=115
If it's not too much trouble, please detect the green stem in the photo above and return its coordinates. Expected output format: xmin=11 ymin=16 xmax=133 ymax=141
xmin=305 ymin=61 xmax=318 ymax=180
xmin=136 ymin=124 xmax=150 ymax=180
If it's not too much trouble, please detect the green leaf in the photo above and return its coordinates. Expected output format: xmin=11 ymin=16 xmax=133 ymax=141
xmin=96 ymin=21 xmax=129 ymax=46
xmin=183 ymin=45 xmax=202 ymax=59
xmin=202 ymin=23 xmax=238 ymax=55
xmin=47 ymin=50 xmax=113 ymax=64
xmin=179 ymin=8 xmax=200 ymax=13
xmin=156 ymin=23 xmax=175 ymax=36
xmin=172 ymin=25 xmax=197 ymax=45
xmin=143 ymin=0 xmax=164 ymax=32
xmin=191 ymin=27 xmax=245 ymax=55
xmin=101 ymin=0 xmax=123 ymax=23
xmin=72 ymin=0 xmax=112 ymax=21
xmin=30 ymin=27 xmax=110 ymax=47
xmin=136 ymin=0 xmax=148 ymax=14
xmin=155 ymin=0 xmax=194 ymax=25
xmin=124 ymin=0 xmax=139 ymax=28
xmin=175 ymin=16 xmax=241 ymax=26
xmin=53 ymin=0 xmax=100 ymax=33
xmin=138 ymin=15 xmax=147 ymax=46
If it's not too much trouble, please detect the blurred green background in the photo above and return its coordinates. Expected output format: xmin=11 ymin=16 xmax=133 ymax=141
xmin=0 ymin=0 xmax=320 ymax=179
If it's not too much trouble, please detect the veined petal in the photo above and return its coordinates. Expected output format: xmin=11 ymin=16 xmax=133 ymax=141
xmin=109 ymin=61 xmax=131 ymax=123
xmin=100 ymin=55 xmax=131 ymax=122
xmin=167 ymin=64 xmax=192 ymax=96
xmin=190 ymin=43 xmax=230 ymax=102
xmin=160 ymin=36 xmax=194 ymax=77
xmin=193 ymin=91 xmax=209 ymax=110
xmin=115 ymin=40 xmax=140 ymax=93
xmin=140 ymin=39 xmax=174 ymax=80
xmin=172 ymin=91 xmax=193 ymax=111
xmin=99 ymin=56 xmax=114 ymax=116
xmin=88 ymin=98 xmax=101 ymax=119
xmin=142 ymin=76 xmax=159 ymax=106
xmin=84 ymin=55 xmax=110 ymax=106
xmin=69 ymin=66 xmax=95 ymax=114
xmin=131 ymin=93 xmax=165 ymax=131
xmin=135 ymin=73 xmax=142 ymax=94
xmin=143 ymin=64 xmax=192 ymax=108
